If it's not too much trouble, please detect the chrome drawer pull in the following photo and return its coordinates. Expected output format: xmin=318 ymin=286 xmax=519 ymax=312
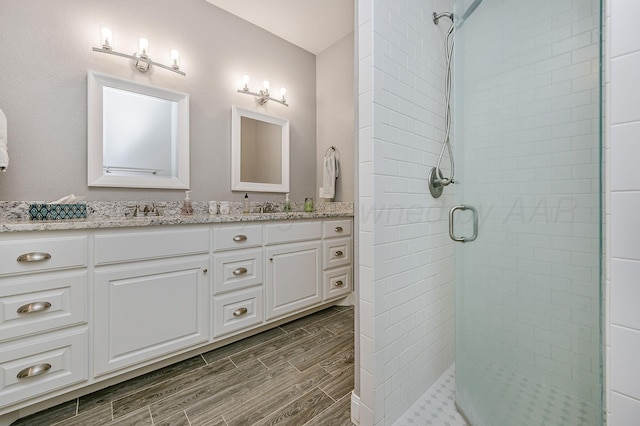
xmin=334 ymin=280 xmax=345 ymax=287
xmin=335 ymin=226 xmax=343 ymax=232
xmin=16 ymin=252 xmax=52 ymax=263
xmin=17 ymin=301 xmax=52 ymax=314
xmin=232 ymin=235 xmax=247 ymax=242
xmin=233 ymin=307 xmax=248 ymax=317
xmin=233 ymin=267 xmax=248 ymax=276
xmin=17 ymin=363 xmax=52 ymax=379
xmin=334 ymin=250 xmax=344 ymax=257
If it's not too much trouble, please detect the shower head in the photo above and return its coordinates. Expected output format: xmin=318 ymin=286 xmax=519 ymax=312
xmin=433 ymin=12 xmax=454 ymax=25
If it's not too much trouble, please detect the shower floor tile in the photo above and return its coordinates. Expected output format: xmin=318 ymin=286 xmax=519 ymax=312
xmin=393 ymin=365 xmax=469 ymax=426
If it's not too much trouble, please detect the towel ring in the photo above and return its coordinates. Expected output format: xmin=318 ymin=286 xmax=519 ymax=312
xmin=324 ymin=146 xmax=340 ymax=179
xmin=325 ymin=145 xmax=337 ymax=156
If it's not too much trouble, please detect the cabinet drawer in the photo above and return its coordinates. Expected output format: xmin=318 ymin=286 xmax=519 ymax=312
xmin=323 ymin=266 xmax=352 ymax=301
xmin=213 ymin=287 xmax=263 ymax=338
xmin=323 ymin=238 xmax=351 ymax=270
xmin=94 ymin=227 xmax=209 ymax=265
xmin=213 ymin=224 xmax=262 ymax=252
xmin=213 ymin=249 xmax=263 ymax=295
xmin=265 ymin=221 xmax=322 ymax=245
xmin=0 ymin=328 xmax=88 ymax=408
xmin=0 ymin=236 xmax=87 ymax=277
xmin=322 ymin=219 xmax=352 ymax=239
xmin=0 ymin=271 xmax=87 ymax=342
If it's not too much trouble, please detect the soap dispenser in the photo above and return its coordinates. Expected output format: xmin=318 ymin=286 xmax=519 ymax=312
xmin=181 ymin=191 xmax=193 ymax=215
xmin=284 ymin=193 xmax=291 ymax=212
xmin=243 ymin=193 xmax=250 ymax=214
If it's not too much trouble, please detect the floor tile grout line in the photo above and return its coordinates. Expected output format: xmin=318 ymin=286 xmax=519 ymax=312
xmin=318 ymin=385 xmax=337 ymax=403
xmin=300 ymin=392 xmax=351 ymax=426
xmin=227 ymin=356 xmax=239 ymax=368
xmin=288 ymin=360 xmax=303 ymax=373
xmin=184 ymin=409 xmax=192 ymax=426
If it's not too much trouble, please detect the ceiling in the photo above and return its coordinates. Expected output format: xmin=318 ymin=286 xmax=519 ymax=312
xmin=205 ymin=0 xmax=354 ymax=55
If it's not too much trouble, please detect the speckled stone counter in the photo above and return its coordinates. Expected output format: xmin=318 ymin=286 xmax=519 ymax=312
xmin=0 ymin=201 xmax=354 ymax=233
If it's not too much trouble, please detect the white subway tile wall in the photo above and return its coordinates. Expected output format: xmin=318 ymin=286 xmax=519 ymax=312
xmin=358 ymin=0 xmax=455 ymax=424
xmin=608 ymin=0 xmax=640 ymax=423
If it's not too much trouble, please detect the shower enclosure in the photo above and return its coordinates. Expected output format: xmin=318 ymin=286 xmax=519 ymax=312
xmin=451 ymin=0 xmax=603 ymax=424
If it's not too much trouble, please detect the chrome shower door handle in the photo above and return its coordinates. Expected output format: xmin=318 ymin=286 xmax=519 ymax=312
xmin=449 ymin=205 xmax=478 ymax=243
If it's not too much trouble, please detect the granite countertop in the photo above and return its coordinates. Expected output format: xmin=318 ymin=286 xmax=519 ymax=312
xmin=0 ymin=201 xmax=354 ymax=233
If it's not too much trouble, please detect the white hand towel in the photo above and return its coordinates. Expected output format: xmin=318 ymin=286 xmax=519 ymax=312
xmin=0 ymin=109 xmax=8 ymax=172
xmin=319 ymin=149 xmax=337 ymax=199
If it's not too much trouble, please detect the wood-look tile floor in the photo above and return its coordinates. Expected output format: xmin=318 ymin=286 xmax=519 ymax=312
xmin=11 ymin=306 xmax=354 ymax=426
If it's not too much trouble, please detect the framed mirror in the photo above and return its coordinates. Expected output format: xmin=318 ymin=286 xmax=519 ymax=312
xmin=231 ymin=105 xmax=290 ymax=193
xmin=87 ymin=71 xmax=190 ymax=189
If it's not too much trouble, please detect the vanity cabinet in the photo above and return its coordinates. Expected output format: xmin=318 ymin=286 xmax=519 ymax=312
xmin=93 ymin=227 xmax=210 ymax=376
xmin=0 ymin=233 xmax=89 ymax=410
xmin=0 ymin=217 xmax=352 ymax=425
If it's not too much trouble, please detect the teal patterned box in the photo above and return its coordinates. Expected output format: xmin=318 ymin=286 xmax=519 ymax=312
xmin=29 ymin=204 xmax=87 ymax=220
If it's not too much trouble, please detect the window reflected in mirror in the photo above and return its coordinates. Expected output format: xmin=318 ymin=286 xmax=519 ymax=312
xmin=103 ymin=87 xmax=176 ymax=177
xmin=87 ymin=71 xmax=190 ymax=189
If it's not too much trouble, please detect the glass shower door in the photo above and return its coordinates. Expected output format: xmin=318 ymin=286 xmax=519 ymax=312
xmin=452 ymin=0 xmax=603 ymax=424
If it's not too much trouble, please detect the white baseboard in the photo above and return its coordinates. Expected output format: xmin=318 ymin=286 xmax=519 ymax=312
xmin=351 ymin=390 xmax=360 ymax=425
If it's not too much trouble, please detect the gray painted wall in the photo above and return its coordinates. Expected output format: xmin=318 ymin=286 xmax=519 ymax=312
xmin=0 ymin=0 xmax=318 ymax=203
xmin=316 ymin=33 xmax=355 ymax=202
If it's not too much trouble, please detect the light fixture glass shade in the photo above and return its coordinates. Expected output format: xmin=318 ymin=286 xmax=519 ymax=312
xmin=263 ymin=80 xmax=270 ymax=94
xmin=242 ymin=74 xmax=250 ymax=90
xmin=280 ymin=87 xmax=287 ymax=102
xmin=101 ymin=27 xmax=112 ymax=49
xmin=170 ymin=49 xmax=180 ymax=68
xmin=138 ymin=38 xmax=149 ymax=56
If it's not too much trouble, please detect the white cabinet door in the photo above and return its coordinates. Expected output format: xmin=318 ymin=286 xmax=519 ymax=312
xmin=265 ymin=241 xmax=321 ymax=320
xmin=94 ymin=257 xmax=210 ymax=376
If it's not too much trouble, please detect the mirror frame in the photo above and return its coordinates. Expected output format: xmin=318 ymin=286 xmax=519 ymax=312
xmin=231 ymin=105 xmax=290 ymax=193
xmin=87 ymin=71 xmax=190 ymax=189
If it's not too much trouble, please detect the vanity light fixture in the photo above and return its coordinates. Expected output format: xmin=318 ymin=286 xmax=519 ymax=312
xmin=92 ymin=27 xmax=186 ymax=76
xmin=237 ymin=75 xmax=288 ymax=106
